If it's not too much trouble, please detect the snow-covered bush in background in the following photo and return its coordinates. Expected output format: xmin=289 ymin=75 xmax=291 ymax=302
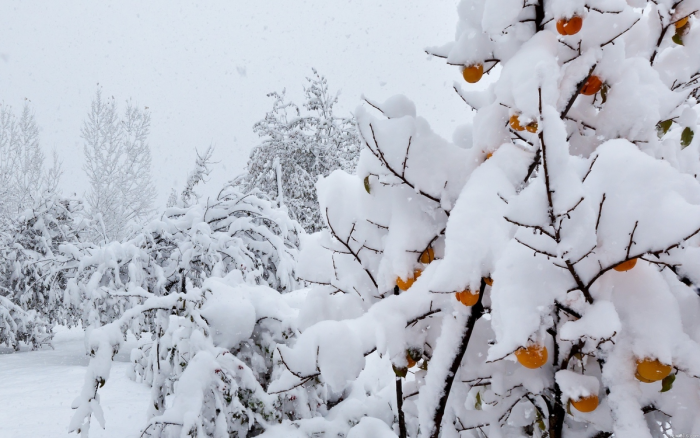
xmin=0 ymin=195 xmax=88 ymax=336
xmin=236 ymin=69 xmax=361 ymax=233
xmin=0 ymin=101 xmax=70 ymax=348
xmin=272 ymin=1 xmax=700 ymax=438
xmin=69 ymin=184 xmax=303 ymax=437
xmin=0 ymin=294 xmax=52 ymax=350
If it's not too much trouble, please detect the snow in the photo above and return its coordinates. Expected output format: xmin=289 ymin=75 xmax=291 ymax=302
xmin=430 ymin=142 xmax=532 ymax=293
xmin=346 ymin=417 xmax=398 ymax=438
xmin=560 ymin=300 xmax=620 ymax=341
xmin=0 ymin=326 xmax=149 ymax=438
xmin=555 ymin=369 xmax=599 ymax=402
xmin=199 ymin=284 xmax=256 ymax=350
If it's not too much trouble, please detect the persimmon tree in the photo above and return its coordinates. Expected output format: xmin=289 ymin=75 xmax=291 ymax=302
xmin=271 ymin=1 xmax=700 ymax=438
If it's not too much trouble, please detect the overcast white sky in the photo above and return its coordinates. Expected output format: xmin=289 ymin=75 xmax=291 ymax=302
xmin=0 ymin=0 xmax=476 ymax=207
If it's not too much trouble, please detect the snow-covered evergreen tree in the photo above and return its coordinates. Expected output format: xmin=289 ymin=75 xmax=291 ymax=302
xmin=82 ymin=89 xmax=156 ymax=242
xmin=270 ymin=2 xmax=700 ymax=438
xmin=236 ymin=70 xmax=361 ymax=233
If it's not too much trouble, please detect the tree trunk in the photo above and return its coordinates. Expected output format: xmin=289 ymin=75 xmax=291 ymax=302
xmin=429 ymin=280 xmax=486 ymax=438
xmin=396 ymin=376 xmax=407 ymax=438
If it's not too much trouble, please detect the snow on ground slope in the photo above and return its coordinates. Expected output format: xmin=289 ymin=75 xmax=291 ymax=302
xmin=0 ymin=327 xmax=149 ymax=438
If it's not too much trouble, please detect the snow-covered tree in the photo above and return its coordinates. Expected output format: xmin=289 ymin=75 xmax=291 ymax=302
xmin=0 ymin=193 xmax=88 ymax=354
xmin=236 ymin=70 xmax=361 ymax=233
xmin=0 ymin=102 xmax=69 ymax=346
xmin=0 ymin=195 xmax=89 ymax=325
xmin=0 ymin=293 xmax=52 ymax=351
xmin=70 ymin=184 xmax=303 ymax=437
xmin=82 ymin=89 xmax=156 ymax=242
xmin=177 ymin=146 xmax=215 ymax=208
xmin=0 ymin=102 xmax=61 ymax=221
xmin=270 ymin=2 xmax=700 ymax=438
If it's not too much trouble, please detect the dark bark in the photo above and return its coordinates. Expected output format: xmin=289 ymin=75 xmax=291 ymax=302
xmin=429 ymin=279 xmax=487 ymax=438
xmin=394 ymin=285 xmax=407 ymax=438
xmin=535 ymin=0 xmax=545 ymax=32
xmin=396 ymin=377 xmax=407 ymax=438
xmin=550 ymin=384 xmax=566 ymax=438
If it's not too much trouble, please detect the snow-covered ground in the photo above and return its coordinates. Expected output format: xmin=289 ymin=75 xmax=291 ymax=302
xmin=0 ymin=327 xmax=149 ymax=438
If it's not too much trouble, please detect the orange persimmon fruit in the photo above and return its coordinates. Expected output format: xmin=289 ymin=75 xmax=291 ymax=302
xmin=635 ymin=371 xmax=656 ymax=383
xmin=420 ymin=247 xmax=435 ymax=264
xmin=613 ymin=258 xmax=637 ymax=272
xmin=571 ymin=395 xmax=599 ymax=413
xmin=515 ymin=344 xmax=548 ymax=369
xmin=406 ymin=352 xmax=417 ymax=368
xmin=556 ymin=16 xmax=583 ymax=35
xmin=463 ymin=64 xmax=484 ymax=83
xmin=397 ymin=270 xmax=422 ymax=291
xmin=509 ymin=115 xmax=525 ymax=131
xmin=455 ymin=289 xmax=480 ymax=306
xmin=581 ymin=75 xmax=603 ymax=96
xmin=636 ymin=358 xmax=672 ymax=382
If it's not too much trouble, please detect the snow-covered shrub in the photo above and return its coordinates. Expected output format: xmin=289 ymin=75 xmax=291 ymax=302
xmin=0 ymin=195 xmax=89 ymax=330
xmin=70 ymin=185 xmax=303 ymax=437
xmin=71 ymin=277 xmax=295 ymax=438
xmin=147 ymin=184 xmax=301 ymax=293
xmin=271 ymin=2 xmax=700 ymax=438
xmin=236 ymin=70 xmax=361 ymax=233
xmin=0 ymin=294 xmax=52 ymax=350
xmin=62 ymin=182 xmax=301 ymax=329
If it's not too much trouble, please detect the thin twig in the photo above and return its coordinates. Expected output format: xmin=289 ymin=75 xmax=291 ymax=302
xmin=325 ymin=209 xmax=378 ymax=288
xmin=595 ymin=194 xmax=606 ymax=232
xmin=601 ymin=18 xmax=640 ymax=47
xmin=515 ymin=237 xmax=558 ymax=258
xmin=626 ymin=221 xmax=639 ymax=259
xmin=582 ymin=155 xmax=599 ymax=183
